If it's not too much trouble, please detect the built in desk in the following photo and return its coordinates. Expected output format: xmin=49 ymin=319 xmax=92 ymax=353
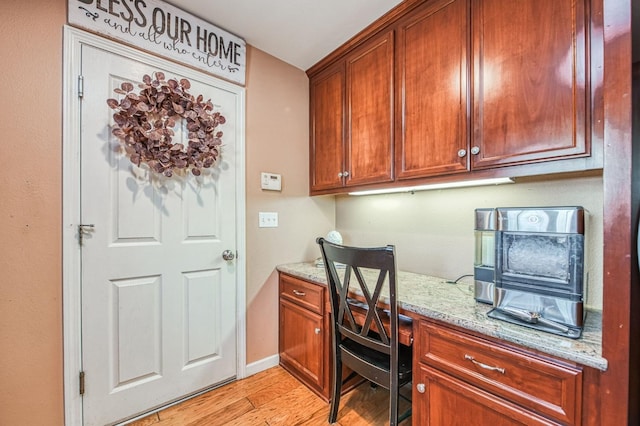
xmin=277 ymin=262 xmax=605 ymax=371
xmin=278 ymin=262 xmax=606 ymax=425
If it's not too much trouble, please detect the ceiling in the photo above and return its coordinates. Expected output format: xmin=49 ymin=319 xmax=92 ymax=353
xmin=165 ymin=1 xmax=638 ymax=70
xmin=165 ymin=0 xmax=404 ymax=71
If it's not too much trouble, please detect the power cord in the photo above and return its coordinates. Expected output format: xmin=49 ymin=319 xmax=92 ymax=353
xmin=445 ymin=274 xmax=473 ymax=284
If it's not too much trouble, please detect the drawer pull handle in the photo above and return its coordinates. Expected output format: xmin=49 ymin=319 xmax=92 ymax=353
xmin=292 ymin=290 xmax=306 ymax=297
xmin=464 ymin=354 xmax=505 ymax=374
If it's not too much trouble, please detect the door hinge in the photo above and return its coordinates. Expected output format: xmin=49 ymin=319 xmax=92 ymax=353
xmin=78 ymin=75 xmax=84 ymax=99
xmin=78 ymin=224 xmax=95 ymax=245
xmin=79 ymin=371 xmax=85 ymax=395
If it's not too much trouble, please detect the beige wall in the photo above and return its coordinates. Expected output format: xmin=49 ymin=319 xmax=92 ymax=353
xmin=244 ymin=48 xmax=335 ymax=364
xmin=336 ymin=173 xmax=604 ymax=309
xmin=0 ymin=2 xmax=66 ymax=425
xmin=0 ymin=1 xmax=332 ymax=424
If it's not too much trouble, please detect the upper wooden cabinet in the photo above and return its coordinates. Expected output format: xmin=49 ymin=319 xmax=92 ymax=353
xmin=395 ymin=0 xmax=469 ymax=180
xmin=308 ymin=0 xmax=600 ymax=194
xmin=309 ymin=63 xmax=345 ymax=192
xmin=471 ymin=0 xmax=589 ymax=169
xmin=310 ymin=31 xmax=394 ymax=194
xmin=346 ymin=30 xmax=395 ymax=187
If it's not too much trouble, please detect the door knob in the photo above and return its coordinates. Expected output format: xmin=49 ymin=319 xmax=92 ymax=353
xmin=222 ymin=250 xmax=235 ymax=261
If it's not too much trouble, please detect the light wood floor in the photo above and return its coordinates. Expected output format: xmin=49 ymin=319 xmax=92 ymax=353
xmin=128 ymin=366 xmax=412 ymax=426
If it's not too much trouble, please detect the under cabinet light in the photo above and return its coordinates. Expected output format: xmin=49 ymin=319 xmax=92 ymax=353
xmin=348 ymin=177 xmax=515 ymax=196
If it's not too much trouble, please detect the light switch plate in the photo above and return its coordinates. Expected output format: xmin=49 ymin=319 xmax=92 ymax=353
xmin=261 ymin=172 xmax=282 ymax=191
xmin=258 ymin=212 xmax=278 ymax=228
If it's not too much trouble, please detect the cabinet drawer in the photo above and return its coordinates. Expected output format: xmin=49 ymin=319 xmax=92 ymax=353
xmin=418 ymin=321 xmax=582 ymax=425
xmin=279 ymin=273 xmax=324 ymax=314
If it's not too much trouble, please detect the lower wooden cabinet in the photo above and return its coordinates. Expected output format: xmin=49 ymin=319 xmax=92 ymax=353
xmin=278 ymin=272 xmax=366 ymax=401
xmin=279 ymin=273 xmax=329 ymax=398
xmin=413 ymin=320 xmax=583 ymax=425
xmin=279 ymin=298 xmax=324 ymax=390
xmin=279 ymin=273 xmax=585 ymax=424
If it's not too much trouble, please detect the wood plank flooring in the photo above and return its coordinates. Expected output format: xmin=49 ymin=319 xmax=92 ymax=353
xmin=128 ymin=366 xmax=412 ymax=426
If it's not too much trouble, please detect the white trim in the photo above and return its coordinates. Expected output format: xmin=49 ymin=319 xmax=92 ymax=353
xmin=234 ymin=63 xmax=248 ymax=382
xmin=62 ymin=25 xmax=84 ymax=426
xmin=62 ymin=26 xmax=247 ymax=425
xmin=244 ymin=355 xmax=281 ymax=377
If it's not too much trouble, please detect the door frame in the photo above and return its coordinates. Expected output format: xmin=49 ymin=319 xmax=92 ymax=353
xmin=62 ymin=26 xmax=247 ymax=426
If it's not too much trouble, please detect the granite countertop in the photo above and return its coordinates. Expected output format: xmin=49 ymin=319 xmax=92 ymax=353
xmin=277 ymin=262 xmax=607 ymax=371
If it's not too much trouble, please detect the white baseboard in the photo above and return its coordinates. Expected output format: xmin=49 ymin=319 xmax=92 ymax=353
xmin=244 ymin=354 xmax=280 ymax=377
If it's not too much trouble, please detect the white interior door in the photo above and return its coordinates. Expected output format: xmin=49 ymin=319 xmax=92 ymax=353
xmin=79 ymin=44 xmax=240 ymax=425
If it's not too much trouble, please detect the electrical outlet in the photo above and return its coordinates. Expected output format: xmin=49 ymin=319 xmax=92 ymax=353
xmin=258 ymin=212 xmax=278 ymax=228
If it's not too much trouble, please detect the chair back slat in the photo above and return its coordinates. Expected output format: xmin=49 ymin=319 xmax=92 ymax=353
xmin=334 ymin=265 xmax=359 ymax=332
xmin=355 ymin=268 xmax=390 ymax=346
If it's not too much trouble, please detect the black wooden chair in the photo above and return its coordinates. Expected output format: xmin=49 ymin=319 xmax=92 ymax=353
xmin=316 ymin=237 xmax=412 ymax=426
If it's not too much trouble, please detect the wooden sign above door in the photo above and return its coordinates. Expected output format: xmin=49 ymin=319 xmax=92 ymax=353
xmin=68 ymin=0 xmax=247 ymax=86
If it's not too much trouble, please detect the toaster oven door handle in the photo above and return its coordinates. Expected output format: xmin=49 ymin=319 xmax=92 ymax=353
xmin=535 ymin=315 xmax=570 ymax=333
xmin=496 ymin=307 xmax=537 ymax=323
xmin=497 ymin=307 xmax=570 ymax=333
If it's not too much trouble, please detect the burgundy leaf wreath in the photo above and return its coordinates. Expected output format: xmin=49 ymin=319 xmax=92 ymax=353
xmin=107 ymin=72 xmax=226 ymax=177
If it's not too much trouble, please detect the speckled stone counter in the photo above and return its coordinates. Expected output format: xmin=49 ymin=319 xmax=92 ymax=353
xmin=277 ymin=262 xmax=607 ymax=371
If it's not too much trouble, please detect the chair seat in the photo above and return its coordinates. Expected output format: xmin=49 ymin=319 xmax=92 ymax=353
xmin=340 ymin=338 xmax=413 ymax=383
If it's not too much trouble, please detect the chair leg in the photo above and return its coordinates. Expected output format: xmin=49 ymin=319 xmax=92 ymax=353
xmin=328 ymin=357 xmax=342 ymax=424
xmin=389 ymin=386 xmax=399 ymax=426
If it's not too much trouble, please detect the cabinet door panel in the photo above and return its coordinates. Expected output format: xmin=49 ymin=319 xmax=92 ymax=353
xmin=279 ymin=298 xmax=324 ymax=390
xmin=396 ymin=0 xmax=469 ymax=179
xmin=310 ymin=65 xmax=345 ymax=192
xmin=472 ymin=0 xmax=588 ymax=168
xmin=346 ymin=31 xmax=394 ymax=186
xmin=414 ymin=365 xmax=556 ymax=425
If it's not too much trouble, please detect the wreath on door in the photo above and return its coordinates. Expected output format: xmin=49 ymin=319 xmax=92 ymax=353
xmin=107 ymin=72 xmax=226 ymax=177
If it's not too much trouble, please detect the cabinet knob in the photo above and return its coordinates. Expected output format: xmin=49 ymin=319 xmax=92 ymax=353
xmin=338 ymin=172 xmax=343 ymax=178
xmin=416 ymin=383 xmax=426 ymax=393
xmin=314 ymin=327 xmax=321 ymax=335
xmin=343 ymin=171 xmax=350 ymax=177
xmin=470 ymin=146 xmax=480 ymax=155
xmin=457 ymin=149 xmax=467 ymax=158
